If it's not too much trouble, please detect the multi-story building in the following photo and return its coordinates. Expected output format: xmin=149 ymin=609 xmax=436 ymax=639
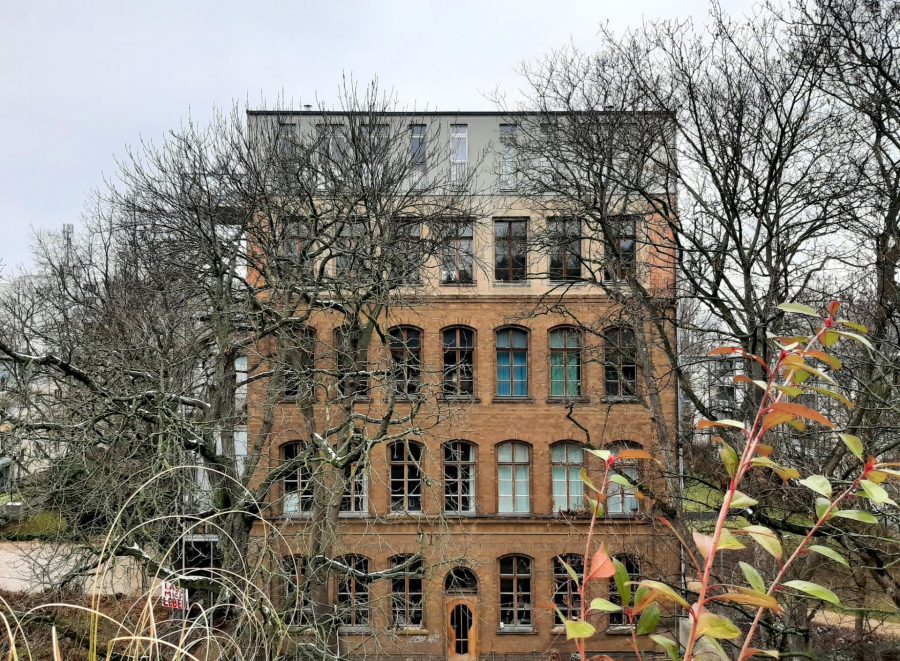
xmin=244 ymin=110 xmax=679 ymax=661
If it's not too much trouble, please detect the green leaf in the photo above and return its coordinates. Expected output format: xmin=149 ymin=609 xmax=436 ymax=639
xmin=564 ymin=619 xmax=596 ymax=640
xmin=783 ymin=580 xmax=840 ymax=606
xmin=730 ymin=490 xmax=758 ymax=510
xmin=559 ymin=558 xmax=580 ymax=588
xmin=696 ymin=611 xmax=742 ymax=639
xmin=837 ymin=320 xmax=868 ymax=334
xmin=799 ymin=474 xmax=832 ymax=498
xmin=612 ymin=558 xmax=631 ymax=607
xmin=834 ymin=329 xmax=874 ymax=350
xmin=833 ymin=509 xmax=878 ymax=524
xmin=743 ymin=525 xmax=782 ymax=560
xmin=609 ymin=474 xmax=633 ymax=488
xmin=815 ymin=497 xmax=832 ymax=520
xmin=718 ymin=528 xmax=746 ymax=551
xmin=808 ymin=545 xmax=850 ymax=568
xmin=637 ymin=580 xmax=690 ymax=609
xmin=635 ymin=602 xmax=660 ymax=635
xmin=777 ymin=302 xmax=820 ymax=317
xmin=739 ymin=561 xmax=766 ymax=593
xmin=839 ymin=434 xmax=864 ymax=461
xmin=649 ymin=634 xmax=681 ymax=661
xmin=589 ymin=597 xmax=622 ymax=613
xmin=719 ymin=442 xmax=739 ymax=478
xmin=859 ymin=479 xmax=897 ymax=506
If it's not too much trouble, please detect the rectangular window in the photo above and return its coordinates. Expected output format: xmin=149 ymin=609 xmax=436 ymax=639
xmin=316 ymin=124 xmax=347 ymax=188
xmin=549 ymin=328 xmax=582 ymax=398
xmin=608 ymin=464 xmax=639 ymax=515
xmin=499 ymin=124 xmax=517 ymax=191
xmin=604 ymin=216 xmax=637 ymax=281
xmin=395 ymin=218 xmax=423 ymax=284
xmin=283 ymin=555 xmax=312 ymax=626
xmin=553 ymin=555 xmax=584 ymax=624
xmin=442 ymin=327 xmax=475 ymax=397
xmin=548 ymin=217 xmax=582 ymax=280
xmin=499 ymin=556 xmax=532 ymax=628
xmin=410 ymin=124 xmax=427 ymax=189
xmin=443 ymin=441 xmax=476 ymax=513
xmin=497 ymin=442 xmax=530 ymax=513
xmin=604 ymin=327 xmax=637 ymax=398
xmin=496 ymin=328 xmax=528 ymax=398
xmin=494 ymin=217 xmax=527 ymax=282
xmin=450 ymin=124 xmax=468 ymax=187
xmin=440 ymin=220 xmax=474 ymax=284
xmin=390 ymin=442 xmax=423 ymax=513
xmin=335 ymin=218 xmax=370 ymax=279
xmin=337 ymin=556 xmax=370 ymax=627
xmin=391 ymin=556 xmax=424 ymax=628
xmin=551 ymin=443 xmax=584 ymax=512
xmin=340 ymin=463 xmax=368 ymax=514
xmin=282 ymin=443 xmax=313 ymax=514
xmin=334 ymin=327 xmax=369 ymax=399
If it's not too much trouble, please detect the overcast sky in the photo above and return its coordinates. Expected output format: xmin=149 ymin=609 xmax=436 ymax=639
xmin=0 ymin=0 xmax=754 ymax=274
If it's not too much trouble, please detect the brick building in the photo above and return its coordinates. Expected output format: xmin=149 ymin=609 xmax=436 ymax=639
xmin=244 ymin=110 xmax=679 ymax=661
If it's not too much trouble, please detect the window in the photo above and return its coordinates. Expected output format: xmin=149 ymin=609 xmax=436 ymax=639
xmin=608 ymin=556 xmax=640 ymax=627
xmin=443 ymin=441 xmax=476 ymax=514
xmin=499 ymin=124 xmax=517 ymax=191
xmin=282 ymin=442 xmax=313 ymax=514
xmin=389 ymin=326 xmax=422 ymax=397
xmin=549 ymin=327 xmax=581 ymax=398
xmin=278 ymin=216 xmax=313 ymax=274
xmin=442 ymin=327 xmax=475 ymax=397
xmin=494 ymin=218 xmax=527 ymax=282
xmin=553 ymin=554 xmax=584 ymax=624
xmin=551 ymin=443 xmax=584 ymax=512
xmin=497 ymin=441 xmax=530 ymax=513
xmin=608 ymin=444 xmax=640 ymax=515
xmin=282 ymin=327 xmax=316 ymax=401
xmin=604 ymin=216 xmax=637 ymax=281
xmin=340 ymin=462 xmax=367 ymax=514
xmin=499 ymin=555 xmax=532 ymax=629
xmin=316 ymin=124 xmax=347 ymax=187
xmin=283 ymin=555 xmax=311 ymax=626
xmin=604 ymin=327 xmax=637 ymax=398
xmin=335 ymin=218 xmax=369 ymax=279
xmin=334 ymin=327 xmax=369 ymax=398
xmin=445 ymin=567 xmax=478 ymax=593
xmin=389 ymin=441 xmax=423 ymax=513
xmin=450 ymin=124 xmax=468 ymax=186
xmin=178 ymin=536 xmax=221 ymax=610
xmin=336 ymin=555 xmax=370 ymax=627
xmin=391 ymin=555 xmax=424 ymax=628
xmin=496 ymin=328 xmax=528 ymax=398
xmin=410 ymin=124 xmax=427 ymax=188
xmin=395 ymin=218 xmax=423 ymax=284
xmin=440 ymin=220 xmax=474 ymax=284
xmin=548 ymin=217 xmax=582 ymax=280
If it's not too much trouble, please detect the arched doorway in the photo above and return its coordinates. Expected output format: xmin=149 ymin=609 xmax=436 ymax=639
xmin=445 ymin=568 xmax=478 ymax=661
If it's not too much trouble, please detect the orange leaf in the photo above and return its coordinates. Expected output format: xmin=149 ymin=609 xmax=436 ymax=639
xmin=756 ymin=444 xmax=775 ymax=457
xmin=709 ymin=347 xmax=743 ymax=356
xmin=586 ymin=544 xmax=616 ymax=583
xmin=616 ymin=449 xmax=655 ymax=461
xmin=770 ymin=402 xmax=835 ymax=428
xmin=761 ymin=411 xmax=795 ymax=432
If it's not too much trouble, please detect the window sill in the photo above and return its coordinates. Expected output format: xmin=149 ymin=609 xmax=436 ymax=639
xmin=281 ymin=512 xmax=313 ymax=520
xmin=496 ymin=512 xmax=532 ymax=517
xmin=602 ymin=396 xmax=643 ymax=405
xmin=387 ymin=510 xmax=425 ymax=518
xmin=546 ymin=397 xmax=589 ymax=404
xmin=440 ymin=282 xmax=477 ymax=287
xmin=442 ymin=511 xmax=477 ymax=518
xmin=491 ymin=397 xmax=533 ymax=404
xmin=492 ymin=280 xmax=530 ymax=287
xmin=337 ymin=512 xmax=369 ymax=519
xmin=338 ymin=626 xmax=371 ymax=634
xmin=440 ymin=396 xmax=481 ymax=404
xmin=496 ymin=627 xmax=535 ymax=635
xmin=392 ymin=627 xmax=427 ymax=635
xmin=606 ymin=625 xmax=635 ymax=635
xmin=548 ymin=278 xmax=586 ymax=286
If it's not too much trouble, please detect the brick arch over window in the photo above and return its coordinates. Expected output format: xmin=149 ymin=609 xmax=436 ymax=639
xmin=496 ymin=441 xmax=531 ymax=514
xmin=442 ymin=326 xmax=476 ymax=398
xmin=548 ymin=326 xmax=582 ymax=398
xmin=495 ymin=326 xmax=528 ymax=398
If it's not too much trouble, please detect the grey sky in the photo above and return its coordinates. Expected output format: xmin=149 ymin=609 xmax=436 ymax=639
xmin=0 ymin=0 xmax=753 ymax=274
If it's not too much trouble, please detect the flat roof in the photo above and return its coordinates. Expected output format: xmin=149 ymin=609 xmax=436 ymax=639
xmin=246 ymin=109 xmax=669 ymax=117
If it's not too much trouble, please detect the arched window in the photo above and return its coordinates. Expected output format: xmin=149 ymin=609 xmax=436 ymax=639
xmin=497 ymin=441 xmax=530 ymax=513
xmin=334 ymin=326 xmax=368 ymax=398
xmin=389 ymin=326 xmax=422 ymax=397
xmin=496 ymin=327 xmax=528 ymax=398
xmin=336 ymin=555 xmax=370 ymax=627
xmin=551 ymin=442 xmax=584 ymax=512
xmin=389 ymin=441 xmax=424 ymax=513
xmin=499 ymin=555 xmax=532 ymax=629
xmin=443 ymin=441 xmax=476 ymax=514
xmin=444 ymin=567 xmax=478 ymax=594
xmin=604 ymin=327 xmax=636 ymax=397
xmin=608 ymin=442 xmax=640 ymax=515
xmin=442 ymin=326 xmax=475 ymax=397
xmin=608 ymin=555 xmax=640 ymax=627
xmin=553 ymin=554 xmax=584 ymax=624
xmin=282 ymin=442 xmax=313 ymax=514
xmin=282 ymin=555 xmax=311 ymax=626
xmin=281 ymin=327 xmax=316 ymax=401
xmin=391 ymin=555 xmax=424 ymax=628
xmin=549 ymin=327 xmax=581 ymax=398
